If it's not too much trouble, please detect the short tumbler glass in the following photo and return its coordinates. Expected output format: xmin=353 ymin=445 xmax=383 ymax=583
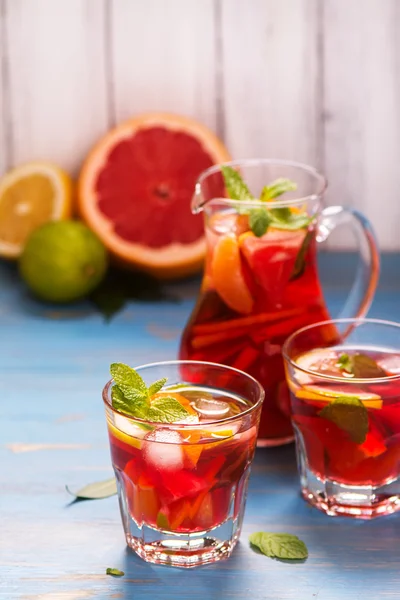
xmin=283 ymin=318 xmax=400 ymax=518
xmin=102 ymin=360 xmax=264 ymax=567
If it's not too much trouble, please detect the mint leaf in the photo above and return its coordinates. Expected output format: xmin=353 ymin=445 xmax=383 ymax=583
xmin=111 ymin=385 xmax=132 ymax=411
xmin=221 ymin=165 xmax=253 ymax=200
xmin=156 ymin=510 xmax=170 ymax=530
xmin=148 ymin=396 xmax=191 ymax=423
xmin=109 ymin=363 xmax=193 ymax=423
xmin=270 ymin=209 xmax=312 ymax=231
xmin=352 ymin=354 xmax=386 ymax=378
xmin=249 ymin=532 xmax=308 ymax=560
xmin=106 ymin=568 xmax=124 ymax=577
xmin=66 ymin=477 xmax=117 ymax=500
xmin=249 ymin=208 xmax=271 ymax=237
xmin=337 ymin=353 xmax=353 ymax=374
xmin=111 ymin=384 xmax=148 ymax=418
xmin=290 ymin=230 xmax=313 ymax=280
xmin=260 ymin=178 xmax=297 ymax=201
xmin=319 ymin=396 xmax=368 ymax=444
xmin=148 ymin=377 xmax=167 ymax=396
xmin=110 ymin=362 xmax=148 ymax=399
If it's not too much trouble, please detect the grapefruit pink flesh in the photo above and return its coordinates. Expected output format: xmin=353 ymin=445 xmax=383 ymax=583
xmin=96 ymin=128 xmax=211 ymax=248
xmin=78 ymin=113 xmax=231 ymax=279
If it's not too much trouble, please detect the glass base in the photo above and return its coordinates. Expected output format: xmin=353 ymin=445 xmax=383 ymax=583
xmin=117 ymin=468 xmax=248 ymax=567
xmin=301 ymin=467 xmax=400 ymax=518
xmin=124 ymin=515 xmax=242 ymax=568
xmin=127 ymin=529 xmax=236 ymax=568
xmin=257 ymin=435 xmax=294 ymax=448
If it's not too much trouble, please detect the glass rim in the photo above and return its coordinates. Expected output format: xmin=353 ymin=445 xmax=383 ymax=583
xmin=196 ymin=158 xmax=327 ymax=209
xmin=102 ymin=359 xmax=265 ymax=428
xmin=282 ymin=318 xmax=400 ymax=383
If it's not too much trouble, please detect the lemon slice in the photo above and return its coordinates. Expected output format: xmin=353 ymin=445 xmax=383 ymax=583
xmin=0 ymin=162 xmax=72 ymax=258
xmin=107 ymin=414 xmax=152 ymax=449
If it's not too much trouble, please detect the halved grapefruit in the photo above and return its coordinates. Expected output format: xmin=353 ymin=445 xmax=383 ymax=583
xmin=78 ymin=113 xmax=230 ymax=279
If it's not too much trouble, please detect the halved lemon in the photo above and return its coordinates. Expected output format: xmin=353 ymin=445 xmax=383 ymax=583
xmin=0 ymin=162 xmax=73 ymax=258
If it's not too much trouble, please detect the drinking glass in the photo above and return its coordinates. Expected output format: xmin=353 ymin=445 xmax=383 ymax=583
xmin=283 ymin=318 xmax=400 ymax=518
xmin=102 ymin=360 xmax=264 ymax=567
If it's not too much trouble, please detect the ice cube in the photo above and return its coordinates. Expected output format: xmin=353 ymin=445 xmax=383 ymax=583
xmin=143 ymin=429 xmax=184 ymax=471
xmin=192 ymin=398 xmax=231 ymax=421
xmin=294 ymin=349 xmax=344 ymax=384
xmin=377 ymin=354 xmax=400 ymax=375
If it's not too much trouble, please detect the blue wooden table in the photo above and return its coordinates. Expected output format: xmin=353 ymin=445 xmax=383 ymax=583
xmin=1 ymin=253 xmax=400 ymax=600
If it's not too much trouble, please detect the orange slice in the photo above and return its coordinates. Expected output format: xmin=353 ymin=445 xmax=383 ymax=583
xmin=78 ymin=112 xmax=231 ymax=280
xmin=211 ymin=235 xmax=254 ymax=314
xmin=295 ymin=385 xmax=382 ymax=409
xmin=0 ymin=162 xmax=72 ymax=258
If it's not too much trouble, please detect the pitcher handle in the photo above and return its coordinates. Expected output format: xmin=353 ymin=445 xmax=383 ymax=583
xmin=316 ymin=206 xmax=380 ymax=319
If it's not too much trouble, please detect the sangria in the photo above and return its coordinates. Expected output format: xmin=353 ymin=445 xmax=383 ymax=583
xmin=179 ymin=160 xmax=379 ymax=446
xmin=283 ymin=318 xmax=400 ymax=518
xmin=103 ymin=360 xmax=264 ymax=567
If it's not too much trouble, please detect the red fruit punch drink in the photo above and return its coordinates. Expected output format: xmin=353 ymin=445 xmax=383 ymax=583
xmin=103 ymin=360 xmax=264 ymax=568
xmin=179 ymin=160 xmax=379 ymax=447
xmin=283 ymin=318 xmax=400 ymax=518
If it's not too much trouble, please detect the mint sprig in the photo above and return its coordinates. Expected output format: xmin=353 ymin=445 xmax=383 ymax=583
xmin=319 ymin=396 xmax=368 ymax=444
xmin=337 ymin=353 xmax=386 ymax=379
xmin=110 ymin=363 xmax=192 ymax=424
xmin=260 ymin=178 xmax=297 ymax=201
xmin=221 ymin=165 xmax=253 ymax=200
xmin=249 ymin=532 xmax=308 ymax=561
xmin=249 ymin=208 xmax=271 ymax=237
xmin=221 ymin=166 xmax=311 ymax=237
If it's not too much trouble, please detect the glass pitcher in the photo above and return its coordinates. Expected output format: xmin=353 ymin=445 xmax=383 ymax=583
xmin=179 ymin=159 xmax=380 ymax=447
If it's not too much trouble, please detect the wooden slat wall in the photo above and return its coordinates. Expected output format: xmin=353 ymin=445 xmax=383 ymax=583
xmin=0 ymin=0 xmax=399 ymax=250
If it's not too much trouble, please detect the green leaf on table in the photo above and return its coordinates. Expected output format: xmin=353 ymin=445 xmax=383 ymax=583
xmin=260 ymin=178 xmax=297 ymax=201
xmin=66 ymin=477 xmax=117 ymax=500
xmin=89 ymin=266 xmax=178 ymax=321
xmin=221 ymin=165 xmax=254 ymax=200
xmin=319 ymin=396 xmax=368 ymax=444
xmin=337 ymin=353 xmax=387 ymax=379
xmin=249 ymin=531 xmax=308 ymax=560
xmin=109 ymin=363 xmax=191 ymax=423
xmin=249 ymin=208 xmax=271 ymax=237
xmin=106 ymin=567 xmax=125 ymax=577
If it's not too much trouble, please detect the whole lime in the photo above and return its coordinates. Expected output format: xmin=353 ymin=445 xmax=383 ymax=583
xmin=19 ymin=220 xmax=108 ymax=302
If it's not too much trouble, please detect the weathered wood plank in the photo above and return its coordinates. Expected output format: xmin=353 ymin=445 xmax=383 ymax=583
xmin=0 ymin=0 xmax=11 ymax=174
xmin=323 ymin=0 xmax=400 ymax=250
xmin=220 ymin=0 xmax=321 ymax=166
xmin=110 ymin=0 xmax=217 ymax=130
xmin=4 ymin=0 xmax=109 ymax=175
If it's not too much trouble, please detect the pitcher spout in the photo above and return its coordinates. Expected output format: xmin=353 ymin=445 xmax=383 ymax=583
xmin=191 ymin=181 xmax=206 ymax=214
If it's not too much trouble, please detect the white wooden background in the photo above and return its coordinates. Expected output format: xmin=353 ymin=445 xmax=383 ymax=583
xmin=1 ymin=0 xmax=400 ymax=250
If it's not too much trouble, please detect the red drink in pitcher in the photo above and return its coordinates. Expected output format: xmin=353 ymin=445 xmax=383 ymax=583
xmin=179 ymin=160 xmax=379 ymax=446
